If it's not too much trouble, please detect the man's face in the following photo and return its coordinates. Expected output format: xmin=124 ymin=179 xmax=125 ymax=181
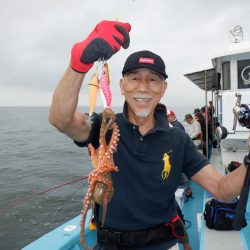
xmin=167 ymin=114 xmax=175 ymax=124
xmin=120 ymin=68 xmax=167 ymax=119
xmin=186 ymin=117 xmax=193 ymax=124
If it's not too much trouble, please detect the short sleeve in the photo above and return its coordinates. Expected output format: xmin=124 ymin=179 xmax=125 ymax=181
xmin=74 ymin=112 xmax=101 ymax=149
xmin=182 ymin=133 xmax=210 ymax=178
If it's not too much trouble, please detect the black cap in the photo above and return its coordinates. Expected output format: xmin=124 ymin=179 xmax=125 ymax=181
xmin=122 ymin=50 xmax=168 ymax=79
xmin=193 ymin=108 xmax=200 ymax=114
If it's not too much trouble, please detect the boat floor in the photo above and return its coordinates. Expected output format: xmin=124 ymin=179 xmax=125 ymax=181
xmin=181 ymin=148 xmax=250 ymax=250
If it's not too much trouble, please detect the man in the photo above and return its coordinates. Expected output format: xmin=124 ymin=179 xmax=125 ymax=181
xmin=49 ymin=20 xmax=247 ymax=250
xmin=194 ymin=111 xmax=213 ymax=160
xmin=208 ymin=101 xmax=215 ymax=116
xmin=167 ymin=110 xmax=185 ymax=131
xmin=193 ymin=110 xmax=206 ymax=143
xmin=184 ymin=113 xmax=202 ymax=148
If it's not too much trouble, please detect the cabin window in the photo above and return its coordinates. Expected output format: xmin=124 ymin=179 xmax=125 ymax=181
xmin=222 ymin=62 xmax=230 ymax=90
xmin=238 ymin=60 xmax=250 ymax=89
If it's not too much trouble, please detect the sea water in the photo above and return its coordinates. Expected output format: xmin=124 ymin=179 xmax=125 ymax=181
xmin=0 ymin=106 xmax=193 ymax=250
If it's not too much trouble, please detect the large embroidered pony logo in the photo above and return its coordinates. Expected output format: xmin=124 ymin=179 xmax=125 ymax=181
xmin=162 ymin=150 xmax=172 ymax=180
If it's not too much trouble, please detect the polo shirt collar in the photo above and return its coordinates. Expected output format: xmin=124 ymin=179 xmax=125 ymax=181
xmin=122 ymin=102 xmax=170 ymax=132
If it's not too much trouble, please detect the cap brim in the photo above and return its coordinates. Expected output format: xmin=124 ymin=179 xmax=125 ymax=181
xmin=122 ymin=65 xmax=168 ymax=79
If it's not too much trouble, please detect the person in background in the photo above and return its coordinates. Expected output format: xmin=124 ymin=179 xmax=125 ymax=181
xmin=194 ymin=111 xmax=206 ymax=150
xmin=208 ymin=101 xmax=215 ymax=117
xmin=49 ymin=20 xmax=247 ymax=250
xmin=184 ymin=113 xmax=202 ymax=148
xmin=194 ymin=110 xmax=213 ymax=160
xmin=194 ymin=111 xmax=206 ymax=141
xmin=167 ymin=109 xmax=192 ymax=250
xmin=200 ymin=106 xmax=206 ymax=117
xmin=167 ymin=110 xmax=185 ymax=131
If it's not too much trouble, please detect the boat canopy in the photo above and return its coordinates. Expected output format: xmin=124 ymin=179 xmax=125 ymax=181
xmin=184 ymin=68 xmax=220 ymax=91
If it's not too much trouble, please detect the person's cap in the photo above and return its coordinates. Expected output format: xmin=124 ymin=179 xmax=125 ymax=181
xmin=122 ymin=50 xmax=168 ymax=79
xmin=167 ymin=110 xmax=175 ymax=117
xmin=184 ymin=113 xmax=193 ymax=121
xmin=193 ymin=108 xmax=200 ymax=114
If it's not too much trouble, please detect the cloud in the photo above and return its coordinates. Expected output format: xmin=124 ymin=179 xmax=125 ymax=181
xmin=0 ymin=0 xmax=250 ymax=107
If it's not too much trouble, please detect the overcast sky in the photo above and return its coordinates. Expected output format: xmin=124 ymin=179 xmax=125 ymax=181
xmin=0 ymin=0 xmax=249 ymax=108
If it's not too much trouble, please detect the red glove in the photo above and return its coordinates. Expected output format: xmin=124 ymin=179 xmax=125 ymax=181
xmin=71 ymin=20 xmax=131 ymax=73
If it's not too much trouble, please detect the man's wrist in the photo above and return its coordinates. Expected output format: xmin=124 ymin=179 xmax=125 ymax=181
xmin=71 ymin=66 xmax=86 ymax=74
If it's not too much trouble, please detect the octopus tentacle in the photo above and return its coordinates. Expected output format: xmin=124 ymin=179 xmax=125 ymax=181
xmin=106 ymin=123 xmax=120 ymax=158
xmin=80 ymin=189 xmax=94 ymax=250
xmin=80 ymin=108 xmax=119 ymax=250
xmin=100 ymin=184 xmax=112 ymax=225
xmin=88 ymin=143 xmax=98 ymax=168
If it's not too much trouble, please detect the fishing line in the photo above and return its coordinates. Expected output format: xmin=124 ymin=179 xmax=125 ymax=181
xmin=46 ymin=180 xmax=87 ymax=224
xmin=59 ymin=178 xmax=88 ymax=203
xmin=0 ymin=176 xmax=89 ymax=214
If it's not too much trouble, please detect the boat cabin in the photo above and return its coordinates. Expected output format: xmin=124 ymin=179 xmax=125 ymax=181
xmin=185 ymin=31 xmax=250 ymax=165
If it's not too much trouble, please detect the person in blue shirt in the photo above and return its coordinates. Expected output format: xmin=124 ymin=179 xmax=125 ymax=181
xmin=49 ymin=20 xmax=248 ymax=250
xmin=167 ymin=110 xmax=185 ymax=131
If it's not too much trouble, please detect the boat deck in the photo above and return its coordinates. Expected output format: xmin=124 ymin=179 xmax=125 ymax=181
xmin=182 ymin=148 xmax=250 ymax=250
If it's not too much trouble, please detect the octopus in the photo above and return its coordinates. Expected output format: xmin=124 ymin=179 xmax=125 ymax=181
xmin=80 ymin=108 xmax=119 ymax=250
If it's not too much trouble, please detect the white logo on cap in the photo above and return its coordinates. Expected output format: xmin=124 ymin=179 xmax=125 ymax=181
xmin=139 ymin=57 xmax=154 ymax=64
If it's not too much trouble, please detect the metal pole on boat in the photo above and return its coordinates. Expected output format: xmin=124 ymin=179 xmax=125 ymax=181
xmin=215 ymin=94 xmax=219 ymax=126
xmin=204 ymin=70 xmax=208 ymax=158
xmin=211 ymin=92 xmax=214 ymax=146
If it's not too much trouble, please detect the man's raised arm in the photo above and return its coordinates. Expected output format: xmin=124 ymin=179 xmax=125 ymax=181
xmin=49 ymin=20 xmax=131 ymax=142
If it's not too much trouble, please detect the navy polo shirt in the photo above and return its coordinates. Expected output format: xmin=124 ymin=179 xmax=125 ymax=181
xmin=75 ymin=104 xmax=209 ymax=231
